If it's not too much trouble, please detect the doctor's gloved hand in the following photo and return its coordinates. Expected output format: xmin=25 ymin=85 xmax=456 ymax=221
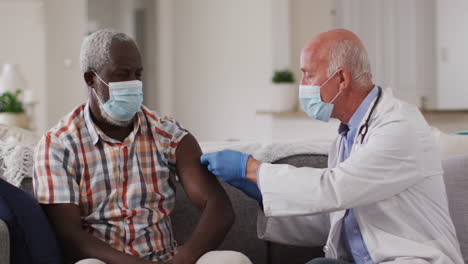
xmin=200 ymin=150 xmax=250 ymax=181
xmin=200 ymin=150 xmax=263 ymax=202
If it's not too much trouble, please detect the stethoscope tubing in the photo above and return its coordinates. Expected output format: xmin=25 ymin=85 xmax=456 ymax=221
xmin=358 ymin=86 xmax=383 ymax=144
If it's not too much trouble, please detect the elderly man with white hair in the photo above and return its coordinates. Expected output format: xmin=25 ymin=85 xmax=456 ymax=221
xmin=33 ymin=29 xmax=252 ymax=264
xmin=201 ymin=29 xmax=464 ymax=264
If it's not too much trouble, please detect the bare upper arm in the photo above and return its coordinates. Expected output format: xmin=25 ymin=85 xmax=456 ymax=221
xmin=175 ymin=133 xmax=230 ymax=209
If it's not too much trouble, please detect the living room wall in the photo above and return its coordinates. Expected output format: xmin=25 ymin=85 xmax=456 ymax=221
xmin=0 ymin=0 xmax=86 ymax=134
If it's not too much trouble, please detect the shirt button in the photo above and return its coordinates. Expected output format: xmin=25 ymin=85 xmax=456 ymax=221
xmin=364 ymin=256 xmax=369 ymax=261
xmin=353 ymin=229 xmax=359 ymax=234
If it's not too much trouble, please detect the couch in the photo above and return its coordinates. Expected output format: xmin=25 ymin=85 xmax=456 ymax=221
xmin=0 ymin=147 xmax=467 ymax=263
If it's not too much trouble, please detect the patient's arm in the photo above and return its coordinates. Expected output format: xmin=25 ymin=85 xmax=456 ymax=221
xmin=42 ymin=204 xmax=163 ymax=264
xmin=173 ymin=134 xmax=235 ymax=264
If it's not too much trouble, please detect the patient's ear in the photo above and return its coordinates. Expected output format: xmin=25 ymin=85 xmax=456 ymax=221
xmin=84 ymin=71 xmax=95 ymax=87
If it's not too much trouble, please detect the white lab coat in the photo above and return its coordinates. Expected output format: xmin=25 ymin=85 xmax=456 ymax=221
xmin=257 ymin=88 xmax=464 ymax=264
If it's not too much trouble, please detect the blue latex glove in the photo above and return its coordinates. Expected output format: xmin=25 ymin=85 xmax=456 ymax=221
xmin=200 ymin=149 xmax=250 ymax=180
xmin=201 ymin=150 xmax=263 ymax=202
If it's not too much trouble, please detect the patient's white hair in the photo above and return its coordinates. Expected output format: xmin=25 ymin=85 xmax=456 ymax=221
xmin=80 ymin=29 xmax=135 ymax=73
xmin=327 ymin=39 xmax=373 ymax=87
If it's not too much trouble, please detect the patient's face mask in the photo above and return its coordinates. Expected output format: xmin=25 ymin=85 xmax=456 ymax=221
xmin=92 ymin=71 xmax=143 ymax=122
xmin=299 ymin=70 xmax=341 ymax=122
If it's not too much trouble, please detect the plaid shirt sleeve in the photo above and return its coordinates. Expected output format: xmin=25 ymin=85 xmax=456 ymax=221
xmin=33 ymin=132 xmax=79 ymax=205
xmin=157 ymin=117 xmax=189 ymax=168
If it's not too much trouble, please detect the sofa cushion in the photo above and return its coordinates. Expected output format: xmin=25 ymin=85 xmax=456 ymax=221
xmin=0 ymin=178 xmax=62 ymax=264
xmin=0 ymin=219 xmax=9 ymax=263
xmin=442 ymin=154 xmax=468 ymax=263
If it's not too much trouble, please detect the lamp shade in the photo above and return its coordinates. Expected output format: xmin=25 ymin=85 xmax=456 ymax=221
xmin=0 ymin=64 xmax=27 ymax=93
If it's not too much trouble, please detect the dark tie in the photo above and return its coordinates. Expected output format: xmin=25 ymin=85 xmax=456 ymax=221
xmin=339 ymin=123 xmax=350 ymax=137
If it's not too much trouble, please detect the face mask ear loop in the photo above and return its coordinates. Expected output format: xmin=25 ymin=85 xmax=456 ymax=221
xmin=317 ymin=69 xmax=341 ymax=103
xmin=317 ymin=69 xmax=340 ymax=87
xmin=91 ymin=87 xmax=106 ymax=105
xmin=92 ymin=70 xmax=109 ymax=87
xmin=329 ymin=89 xmax=343 ymax=104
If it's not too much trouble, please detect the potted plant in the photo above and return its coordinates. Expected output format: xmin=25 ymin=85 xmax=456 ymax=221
xmin=269 ymin=69 xmax=296 ymax=112
xmin=0 ymin=90 xmax=29 ymax=129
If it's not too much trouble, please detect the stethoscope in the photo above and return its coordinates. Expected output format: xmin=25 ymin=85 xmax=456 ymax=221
xmin=357 ymin=86 xmax=382 ymax=144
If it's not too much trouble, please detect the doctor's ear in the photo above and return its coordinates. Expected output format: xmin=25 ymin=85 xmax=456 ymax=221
xmin=337 ymin=68 xmax=351 ymax=91
xmin=84 ymin=71 xmax=96 ymax=87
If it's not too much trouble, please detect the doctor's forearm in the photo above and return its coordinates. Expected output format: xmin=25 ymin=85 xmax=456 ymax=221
xmin=246 ymin=157 xmax=262 ymax=184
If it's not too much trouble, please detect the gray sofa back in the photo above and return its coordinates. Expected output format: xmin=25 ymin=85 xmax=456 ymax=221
xmin=0 ymin=220 xmax=9 ymax=264
xmin=442 ymin=154 xmax=468 ymax=263
xmin=171 ymin=181 xmax=269 ymax=264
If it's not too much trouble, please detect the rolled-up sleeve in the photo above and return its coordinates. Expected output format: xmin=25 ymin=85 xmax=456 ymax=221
xmin=157 ymin=118 xmax=189 ymax=168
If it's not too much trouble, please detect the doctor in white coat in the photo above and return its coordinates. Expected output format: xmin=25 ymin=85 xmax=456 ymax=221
xmin=200 ymin=29 xmax=464 ymax=264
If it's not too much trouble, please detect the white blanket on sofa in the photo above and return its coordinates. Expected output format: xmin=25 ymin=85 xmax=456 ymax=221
xmin=0 ymin=138 xmax=35 ymax=187
xmin=200 ymin=127 xmax=468 ymax=163
xmin=200 ymin=139 xmax=332 ymax=163
xmin=0 ymin=125 xmax=39 ymax=186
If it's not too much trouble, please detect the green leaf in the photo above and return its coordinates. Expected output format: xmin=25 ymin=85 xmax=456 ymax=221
xmin=272 ymin=69 xmax=295 ymax=83
xmin=0 ymin=89 xmax=24 ymax=113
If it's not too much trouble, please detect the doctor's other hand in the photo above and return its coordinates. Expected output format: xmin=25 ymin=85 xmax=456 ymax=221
xmin=200 ymin=150 xmax=263 ymax=202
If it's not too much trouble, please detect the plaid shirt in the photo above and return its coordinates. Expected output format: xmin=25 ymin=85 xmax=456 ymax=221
xmin=33 ymin=103 xmax=188 ymax=262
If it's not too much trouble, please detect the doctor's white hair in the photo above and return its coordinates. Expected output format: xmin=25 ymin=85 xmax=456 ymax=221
xmin=327 ymin=39 xmax=373 ymax=87
xmin=80 ymin=29 xmax=136 ymax=74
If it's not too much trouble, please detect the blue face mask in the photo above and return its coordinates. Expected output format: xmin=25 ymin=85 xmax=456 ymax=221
xmin=92 ymin=72 xmax=143 ymax=122
xmin=299 ymin=71 xmax=341 ymax=122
